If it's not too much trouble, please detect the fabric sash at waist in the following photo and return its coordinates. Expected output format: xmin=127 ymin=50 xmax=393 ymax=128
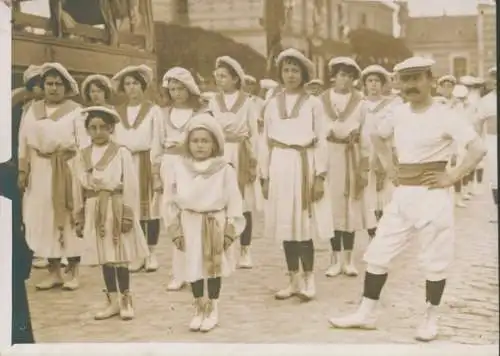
xmin=327 ymin=133 xmax=361 ymax=198
xmin=35 ymin=149 xmax=76 ymax=231
xmin=133 ymin=150 xmax=153 ymax=220
xmin=84 ymin=188 xmax=128 ymax=240
xmin=268 ymin=138 xmax=317 ymax=216
xmin=397 ymin=161 xmax=448 ymax=186
xmin=226 ymin=136 xmax=256 ymax=195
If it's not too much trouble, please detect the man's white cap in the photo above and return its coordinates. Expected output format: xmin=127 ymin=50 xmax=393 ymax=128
xmin=452 ymin=84 xmax=469 ymax=98
xmin=276 ymin=48 xmax=315 ymax=80
xmin=361 ymin=64 xmax=390 ymax=81
xmin=260 ymin=78 xmax=279 ymax=89
xmin=215 ymin=56 xmax=246 ymax=85
xmin=307 ymin=79 xmax=324 ymax=86
xmin=244 ymin=74 xmax=257 ymax=84
xmin=437 ymin=74 xmax=457 ymax=86
xmin=393 ymin=57 xmax=435 ymax=74
xmin=328 ymin=57 xmax=361 ymax=75
xmin=81 ymin=106 xmax=121 ymax=123
xmin=488 ymin=66 xmax=497 ymax=75
xmin=459 ymin=75 xmax=478 ymax=86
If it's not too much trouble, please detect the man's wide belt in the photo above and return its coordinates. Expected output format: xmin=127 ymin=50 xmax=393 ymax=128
xmin=397 ymin=161 xmax=448 ymax=186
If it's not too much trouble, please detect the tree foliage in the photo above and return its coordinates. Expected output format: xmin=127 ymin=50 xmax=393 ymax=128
xmin=155 ymin=22 xmax=267 ymax=84
xmin=348 ymin=28 xmax=412 ymax=70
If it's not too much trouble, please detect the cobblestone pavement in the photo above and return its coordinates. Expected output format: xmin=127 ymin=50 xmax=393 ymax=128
xmin=26 ymin=185 xmax=498 ymax=344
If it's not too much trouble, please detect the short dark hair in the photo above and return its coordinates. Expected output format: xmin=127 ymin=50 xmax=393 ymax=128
xmin=41 ymin=69 xmax=72 ymax=93
xmin=277 ymin=56 xmax=310 ymax=86
xmin=216 ymin=62 xmax=242 ymax=89
xmin=84 ymin=111 xmax=117 ymax=129
xmin=330 ymin=64 xmax=360 ymax=80
xmin=84 ymin=79 xmax=111 ymax=103
xmin=118 ymin=71 xmax=148 ymax=92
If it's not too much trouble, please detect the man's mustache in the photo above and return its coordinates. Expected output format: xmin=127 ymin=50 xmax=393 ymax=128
xmin=404 ymin=88 xmax=420 ymax=95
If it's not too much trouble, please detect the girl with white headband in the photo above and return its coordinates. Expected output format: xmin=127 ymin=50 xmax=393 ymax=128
xmin=320 ymin=57 xmax=372 ymax=278
xmin=164 ymin=113 xmax=245 ymax=332
xmin=260 ymin=48 xmax=333 ymax=301
xmin=159 ymin=66 xmax=203 ymax=291
xmin=209 ymin=56 xmax=262 ymax=269
xmin=73 ymin=106 xmax=149 ymax=321
xmin=18 ymin=62 xmax=89 ymax=291
xmin=360 ymin=65 xmax=396 ymax=225
xmin=112 ymin=65 xmax=163 ymax=273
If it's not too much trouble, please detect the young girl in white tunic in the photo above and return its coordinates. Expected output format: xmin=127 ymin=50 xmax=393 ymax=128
xmin=159 ymin=67 xmax=203 ymax=291
xmin=320 ymin=57 xmax=374 ymax=278
xmin=112 ymin=65 xmax=163 ymax=273
xmin=73 ymin=106 xmax=149 ymax=321
xmin=360 ymin=65 xmax=395 ymax=224
xmin=81 ymin=74 xmax=114 ymax=107
xmin=209 ymin=56 xmax=262 ymax=269
xmin=18 ymin=62 xmax=89 ymax=291
xmin=260 ymin=48 xmax=333 ymax=302
xmin=164 ymin=113 xmax=245 ymax=332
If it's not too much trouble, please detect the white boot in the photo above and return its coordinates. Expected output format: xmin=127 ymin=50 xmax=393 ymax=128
xmin=33 ymin=257 xmax=49 ymax=269
xmin=36 ymin=262 xmax=64 ymax=290
xmin=94 ymin=291 xmax=120 ymax=320
xmin=454 ymin=193 xmax=466 ymax=208
xmin=238 ymin=246 xmax=253 ymax=269
xmin=166 ymin=279 xmax=185 ymax=291
xmin=119 ymin=290 xmax=135 ymax=321
xmin=325 ymin=252 xmax=343 ymax=277
xmin=145 ymin=246 xmax=159 ymax=272
xmin=275 ymin=271 xmax=301 ymax=300
xmin=342 ymin=251 xmax=359 ymax=277
xmin=463 ymin=186 xmax=472 ymax=200
xmin=297 ymin=272 xmax=316 ymax=301
xmin=415 ymin=304 xmax=439 ymax=342
xmin=328 ymin=297 xmax=378 ymax=329
xmin=189 ymin=298 xmax=205 ymax=331
xmin=200 ymin=299 xmax=219 ymax=332
xmin=62 ymin=263 xmax=79 ymax=291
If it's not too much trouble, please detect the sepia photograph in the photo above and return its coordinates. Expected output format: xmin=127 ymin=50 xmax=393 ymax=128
xmin=0 ymin=0 xmax=498 ymax=354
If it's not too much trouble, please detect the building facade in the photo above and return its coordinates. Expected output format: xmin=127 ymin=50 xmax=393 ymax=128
xmin=477 ymin=1 xmax=496 ymax=77
xmin=404 ymin=15 xmax=479 ymax=78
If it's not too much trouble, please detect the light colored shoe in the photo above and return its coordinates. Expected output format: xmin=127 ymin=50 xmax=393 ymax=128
xmin=328 ymin=297 xmax=378 ymax=330
xmin=166 ymin=279 xmax=185 ymax=291
xmin=325 ymin=252 xmax=343 ymax=277
xmin=32 ymin=258 xmax=49 ymax=269
xmin=342 ymin=263 xmax=359 ymax=277
xmin=455 ymin=194 xmax=466 ymax=208
xmin=238 ymin=246 xmax=253 ymax=269
xmin=297 ymin=272 xmax=315 ymax=301
xmin=275 ymin=272 xmax=301 ymax=300
xmin=36 ymin=268 xmax=64 ymax=291
xmin=415 ymin=304 xmax=439 ymax=342
xmin=189 ymin=298 xmax=205 ymax=331
xmin=62 ymin=263 xmax=79 ymax=291
xmin=200 ymin=299 xmax=219 ymax=332
xmin=129 ymin=259 xmax=145 ymax=273
xmin=145 ymin=249 xmax=159 ymax=272
xmin=94 ymin=291 xmax=120 ymax=320
xmin=119 ymin=290 xmax=135 ymax=321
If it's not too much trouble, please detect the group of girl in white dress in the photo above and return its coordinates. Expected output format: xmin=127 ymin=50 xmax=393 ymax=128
xmin=19 ymin=48 xmax=427 ymax=332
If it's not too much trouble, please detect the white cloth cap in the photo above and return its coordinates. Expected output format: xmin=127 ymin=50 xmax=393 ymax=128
xmin=393 ymin=57 xmax=435 ymax=74
xmin=40 ymin=62 xmax=79 ymax=96
xmin=437 ymin=74 xmax=457 ymax=85
xmin=112 ymin=64 xmax=154 ymax=90
xmin=361 ymin=64 xmax=390 ymax=81
xmin=162 ymin=67 xmax=201 ymax=96
xmin=215 ymin=56 xmax=246 ymax=86
xmin=276 ymin=48 xmax=315 ymax=80
xmin=244 ymin=74 xmax=257 ymax=84
xmin=260 ymin=78 xmax=278 ymax=89
xmin=328 ymin=57 xmax=361 ymax=74
xmin=81 ymin=74 xmax=113 ymax=100
xmin=452 ymin=84 xmax=469 ymax=98
xmin=23 ymin=65 xmax=42 ymax=85
xmin=488 ymin=66 xmax=497 ymax=75
xmin=81 ymin=105 xmax=121 ymax=123
xmin=185 ymin=113 xmax=225 ymax=156
xmin=307 ymin=79 xmax=324 ymax=86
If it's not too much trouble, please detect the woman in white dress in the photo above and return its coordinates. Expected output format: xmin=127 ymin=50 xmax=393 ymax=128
xmin=164 ymin=113 xmax=245 ymax=332
xmin=159 ymin=67 xmax=203 ymax=291
xmin=260 ymin=48 xmax=333 ymax=302
xmin=320 ymin=57 xmax=374 ymax=278
xmin=209 ymin=56 xmax=263 ymax=269
xmin=81 ymin=74 xmax=114 ymax=107
xmin=18 ymin=62 xmax=89 ymax=291
xmin=360 ymin=65 xmax=395 ymax=226
xmin=73 ymin=106 xmax=149 ymax=321
xmin=112 ymin=65 xmax=163 ymax=273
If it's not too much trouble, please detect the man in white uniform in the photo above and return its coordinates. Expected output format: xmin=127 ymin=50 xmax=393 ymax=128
xmin=327 ymin=57 xmax=487 ymax=342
